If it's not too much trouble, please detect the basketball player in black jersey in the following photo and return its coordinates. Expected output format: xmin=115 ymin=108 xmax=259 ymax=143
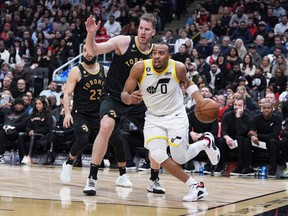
xmin=83 ymin=13 xmax=165 ymax=195
xmin=59 ymin=44 xmax=108 ymax=185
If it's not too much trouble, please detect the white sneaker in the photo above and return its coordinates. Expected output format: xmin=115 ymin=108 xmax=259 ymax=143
xmin=21 ymin=156 xmax=32 ymax=165
xmin=116 ymin=174 xmax=132 ymax=187
xmin=203 ymin=132 xmax=220 ymax=165
xmin=83 ymin=177 xmax=97 ymax=196
xmin=60 ymin=161 xmax=73 ymax=183
xmin=183 ymin=182 xmax=208 ymax=202
xmin=147 ymin=179 xmax=166 ymax=194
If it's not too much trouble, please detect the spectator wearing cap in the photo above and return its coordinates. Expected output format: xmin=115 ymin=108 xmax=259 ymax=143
xmin=274 ymin=15 xmax=288 ymax=36
xmin=255 ymin=35 xmax=270 ymax=57
xmin=197 ymin=54 xmax=211 ymax=78
xmin=206 ymin=63 xmax=226 ymax=95
xmin=185 ymin=57 xmax=199 ymax=83
xmin=254 ymin=21 xmax=268 ymax=40
xmin=250 ymin=66 xmax=267 ymax=101
xmin=0 ymin=97 xmax=29 ymax=163
xmin=104 ymin=15 xmax=122 ymax=38
xmin=174 ymin=29 xmax=192 ymax=54
xmin=8 ymin=37 xmax=23 ymax=69
xmin=248 ymin=44 xmax=261 ymax=67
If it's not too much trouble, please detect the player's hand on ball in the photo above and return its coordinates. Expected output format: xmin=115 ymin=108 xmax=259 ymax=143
xmin=130 ymin=89 xmax=143 ymax=104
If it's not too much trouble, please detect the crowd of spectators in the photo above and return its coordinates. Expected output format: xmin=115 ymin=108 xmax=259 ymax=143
xmin=0 ymin=0 xmax=186 ymax=166
xmin=1 ymin=0 xmax=288 ymax=178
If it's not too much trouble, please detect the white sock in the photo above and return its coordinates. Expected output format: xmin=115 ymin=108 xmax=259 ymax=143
xmin=185 ymin=177 xmax=197 ymax=187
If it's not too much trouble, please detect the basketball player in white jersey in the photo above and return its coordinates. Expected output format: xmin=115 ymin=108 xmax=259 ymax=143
xmin=121 ymin=42 xmax=220 ymax=202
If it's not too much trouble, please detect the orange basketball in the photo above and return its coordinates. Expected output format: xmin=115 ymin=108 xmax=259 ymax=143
xmin=194 ymin=98 xmax=219 ymax=123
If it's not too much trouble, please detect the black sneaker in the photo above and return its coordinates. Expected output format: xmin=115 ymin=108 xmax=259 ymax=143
xmin=213 ymin=164 xmax=224 ymax=176
xmin=241 ymin=167 xmax=255 ymax=176
xmin=138 ymin=160 xmax=150 ymax=171
xmin=126 ymin=160 xmax=137 ymax=170
xmin=184 ymin=162 xmax=195 ymax=173
xmin=268 ymin=167 xmax=276 ymax=178
xmin=230 ymin=166 xmax=242 ymax=176
xmin=203 ymin=163 xmax=212 ymax=174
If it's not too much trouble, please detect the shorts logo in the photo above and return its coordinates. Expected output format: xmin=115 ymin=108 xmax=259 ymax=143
xmin=81 ymin=124 xmax=88 ymax=132
xmin=109 ymin=109 xmax=117 ymax=118
xmin=171 ymin=136 xmax=182 ymax=143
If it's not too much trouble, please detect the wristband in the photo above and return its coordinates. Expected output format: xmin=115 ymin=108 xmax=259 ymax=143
xmin=186 ymin=85 xmax=199 ymax=96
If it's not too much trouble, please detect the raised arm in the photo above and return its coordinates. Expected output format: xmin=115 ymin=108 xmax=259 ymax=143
xmin=85 ymin=15 xmax=129 ymax=56
xmin=121 ymin=61 xmax=144 ymax=105
xmin=175 ymin=61 xmax=203 ymax=103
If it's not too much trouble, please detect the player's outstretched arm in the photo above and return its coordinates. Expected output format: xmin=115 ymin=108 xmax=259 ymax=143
xmin=121 ymin=61 xmax=144 ymax=105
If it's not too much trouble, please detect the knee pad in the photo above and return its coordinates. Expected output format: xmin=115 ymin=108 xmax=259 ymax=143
xmin=150 ymin=149 xmax=168 ymax=164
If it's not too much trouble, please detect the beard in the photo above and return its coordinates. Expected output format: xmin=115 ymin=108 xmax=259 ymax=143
xmin=83 ymin=56 xmax=97 ymax=65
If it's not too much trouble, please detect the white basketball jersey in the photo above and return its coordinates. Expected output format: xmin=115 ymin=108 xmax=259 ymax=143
xmin=139 ymin=59 xmax=184 ymax=116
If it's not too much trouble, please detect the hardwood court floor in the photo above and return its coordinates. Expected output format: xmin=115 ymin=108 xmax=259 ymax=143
xmin=0 ymin=164 xmax=288 ymax=216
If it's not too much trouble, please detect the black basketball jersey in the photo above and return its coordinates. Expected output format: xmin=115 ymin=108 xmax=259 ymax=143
xmin=72 ymin=63 xmax=105 ymax=117
xmin=104 ymin=36 xmax=153 ymax=100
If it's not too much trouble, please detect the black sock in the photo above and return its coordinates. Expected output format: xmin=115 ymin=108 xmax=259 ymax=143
xmin=66 ymin=157 xmax=74 ymax=165
xmin=88 ymin=164 xmax=100 ymax=180
xmin=119 ymin=167 xmax=126 ymax=176
xmin=150 ymin=169 xmax=159 ymax=181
